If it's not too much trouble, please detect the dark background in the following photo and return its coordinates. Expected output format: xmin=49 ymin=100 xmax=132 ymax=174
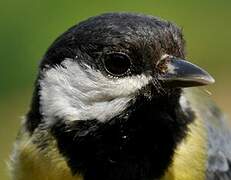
xmin=0 ymin=0 xmax=230 ymax=179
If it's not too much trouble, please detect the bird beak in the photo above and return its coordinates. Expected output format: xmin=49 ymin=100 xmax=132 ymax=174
xmin=157 ymin=55 xmax=215 ymax=87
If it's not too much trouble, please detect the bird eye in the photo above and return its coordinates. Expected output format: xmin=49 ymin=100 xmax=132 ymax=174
xmin=103 ymin=52 xmax=131 ymax=76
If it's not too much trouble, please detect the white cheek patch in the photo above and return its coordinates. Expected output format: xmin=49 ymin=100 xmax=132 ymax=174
xmin=40 ymin=58 xmax=152 ymax=124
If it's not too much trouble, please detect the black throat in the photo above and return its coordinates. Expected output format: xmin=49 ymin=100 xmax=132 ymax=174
xmin=51 ymin=88 xmax=193 ymax=180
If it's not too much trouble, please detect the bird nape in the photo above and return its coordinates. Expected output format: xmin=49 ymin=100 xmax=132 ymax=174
xmin=10 ymin=13 xmax=231 ymax=180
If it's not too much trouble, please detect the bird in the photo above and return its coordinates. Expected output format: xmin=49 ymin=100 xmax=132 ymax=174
xmin=10 ymin=12 xmax=231 ymax=180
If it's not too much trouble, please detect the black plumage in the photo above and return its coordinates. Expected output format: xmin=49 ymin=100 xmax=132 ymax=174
xmin=12 ymin=12 xmax=231 ymax=180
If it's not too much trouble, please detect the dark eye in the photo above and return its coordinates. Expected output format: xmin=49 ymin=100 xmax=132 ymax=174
xmin=103 ymin=52 xmax=131 ymax=76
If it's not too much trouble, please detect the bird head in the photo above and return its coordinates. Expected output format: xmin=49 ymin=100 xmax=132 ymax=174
xmin=26 ymin=13 xmax=214 ymax=179
xmin=30 ymin=13 xmax=213 ymax=125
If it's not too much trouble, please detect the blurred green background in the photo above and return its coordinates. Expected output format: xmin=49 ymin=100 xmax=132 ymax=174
xmin=0 ymin=0 xmax=230 ymax=179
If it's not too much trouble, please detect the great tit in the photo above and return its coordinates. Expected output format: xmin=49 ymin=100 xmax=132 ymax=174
xmin=10 ymin=13 xmax=231 ymax=180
